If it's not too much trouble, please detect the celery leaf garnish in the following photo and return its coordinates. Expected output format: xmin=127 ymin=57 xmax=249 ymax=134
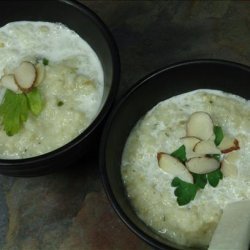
xmin=0 ymin=88 xmax=43 ymax=136
xmin=26 ymin=87 xmax=43 ymax=116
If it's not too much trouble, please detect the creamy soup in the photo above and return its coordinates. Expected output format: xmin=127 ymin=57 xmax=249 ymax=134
xmin=121 ymin=89 xmax=250 ymax=248
xmin=0 ymin=21 xmax=104 ymax=158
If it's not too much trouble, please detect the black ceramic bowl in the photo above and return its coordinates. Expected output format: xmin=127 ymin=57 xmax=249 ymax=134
xmin=100 ymin=60 xmax=250 ymax=250
xmin=0 ymin=0 xmax=119 ymax=176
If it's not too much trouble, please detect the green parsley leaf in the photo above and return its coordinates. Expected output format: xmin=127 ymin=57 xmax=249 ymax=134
xmin=207 ymin=169 xmax=223 ymax=187
xmin=0 ymin=90 xmax=29 ymax=136
xmin=171 ymin=177 xmax=181 ymax=187
xmin=171 ymin=145 xmax=186 ymax=162
xmin=214 ymin=126 xmax=224 ymax=146
xmin=169 ymin=124 xmax=228 ymax=206
xmin=42 ymin=58 xmax=49 ymax=66
xmin=171 ymin=177 xmax=198 ymax=206
xmin=193 ymin=173 xmax=207 ymax=189
xmin=26 ymin=88 xmax=43 ymax=116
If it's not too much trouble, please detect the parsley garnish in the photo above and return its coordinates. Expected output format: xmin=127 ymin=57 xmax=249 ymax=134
xmin=0 ymin=88 xmax=44 ymax=136
xmin=193 ymin=173 xmax=207 ymax=189
xmin=171 ymin=177 xmax=198 ymax=206
xmin=207 ymin=169 xmax=223 ymax=187
xmin=214 ymin=126 xmax=224 ymax=146
xmin=171 ymin=170 xmax=223 ymax=206
xmin=171 ymin=145 xmax=186 ymax=162
xmin=170 ymin=146 xmax=223 ymax=206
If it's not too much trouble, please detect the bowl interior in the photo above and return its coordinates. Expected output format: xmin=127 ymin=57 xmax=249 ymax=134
xmin=101 ymin=60 xmax=250 ymax=250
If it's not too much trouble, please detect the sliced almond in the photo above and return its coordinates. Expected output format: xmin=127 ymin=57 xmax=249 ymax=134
xmin=157 ymin=152 xmax=193 ymax=183
xmin=0 ymin=74 xmax=21 ymax=93
xmin=181 ymin=136 xmax=201 ymax=159
xmin=218 ymin=136 xmax=240 ymax=153
xmin=14 ymin=61 xmax=36 ymax=92
xmin=221 ymin=151 xmax=239 ymax=177
xmin=34 ymin=62 xmax=45 ymax=86
xmin=194 ymin=140 xmax=221 ymax=155
xmin=186 ymin=112 xmax=214 ymax=140
xmin=186 ymin=157 xmax=220 ymax=174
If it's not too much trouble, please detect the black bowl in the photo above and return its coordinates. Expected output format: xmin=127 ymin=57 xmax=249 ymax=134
xmin=100 ymin=59 xmax=250 ymax=250
xmin=0 ymin=0 xmax=120 ymax=176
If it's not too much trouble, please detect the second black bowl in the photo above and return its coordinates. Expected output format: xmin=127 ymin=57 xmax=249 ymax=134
xmin=100 ymin=59 xmax=250 ymax=250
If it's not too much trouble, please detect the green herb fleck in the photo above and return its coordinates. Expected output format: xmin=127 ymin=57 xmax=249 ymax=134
xmin=57 ymin=100 xmax=64 ymax=107
xmin=42 ymin=58 xmax=49 ymax=66
xmin=214 ymin=126 xmax=224 ymax=146
xmin=207 ymin=169 xmax=223 ymax=187
xmin=26 ymin=88 xmax=43 ymax=116
xmin=171 ymin=145 xmax=186 ymax=163
xmin=171 ymin=177 xmax=198 ymax=206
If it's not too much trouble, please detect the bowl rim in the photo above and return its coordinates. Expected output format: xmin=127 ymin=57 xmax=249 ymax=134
xmin=99 ymin=59 xmax=250 ymax=250
xmin=0 ymin=0 xmax=120 ymax=168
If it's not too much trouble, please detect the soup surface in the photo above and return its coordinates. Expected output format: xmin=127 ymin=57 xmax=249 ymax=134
xmin=121 ymin=89 xmax=250 ymax=247
xmin=0 ymin=21 xmax=104 ymax=158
